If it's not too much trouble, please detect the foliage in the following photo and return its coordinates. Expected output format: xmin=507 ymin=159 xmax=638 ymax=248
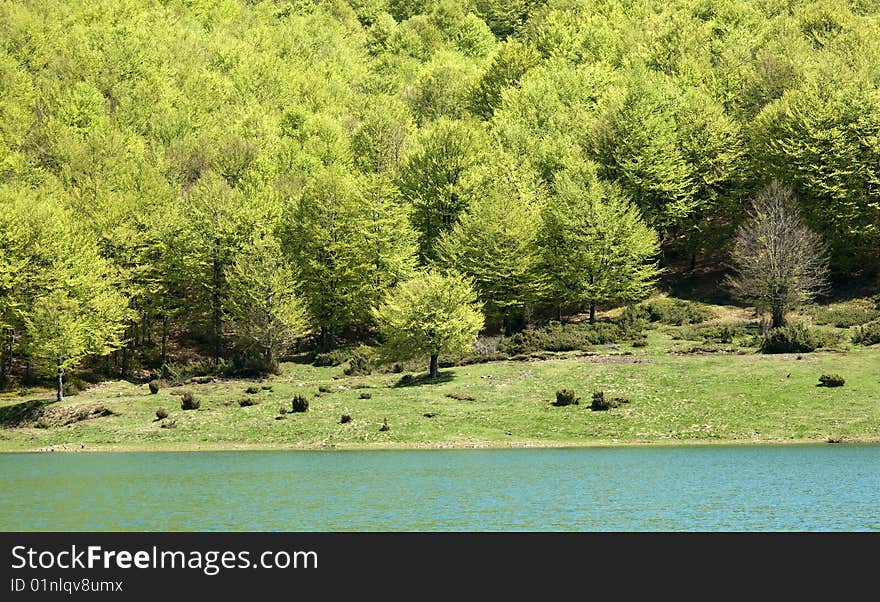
xmin=181 ymin=392 xmax=200 ymax=411
xmin=641 ymin=298 xmax=717 ymax=326
xmin=291 ymin=395 xmax=309 ymax=413
xmin=224 ymin=236 xmax=308 ymax=369
xmin=760 ymin=323 xmax=841 ymax=354
xmin=498 ymin=321 xmax=628 ymax=355
xmin=435 ymin=156 xmax=545 ymax=327
xmin=852 ymin=322 xmax=880 ymax=346
xmin=810 ymin=305 xmax=880 ymax=328
xmin=537 ymin=163 xmax=661 ymax=320
xmin=818 ymin=374 xmax=845 ymax=388
xmin=553 ymin=388 xmax=578 ymax=406
xmin=373 ymin=270 xmax=484 ymax=375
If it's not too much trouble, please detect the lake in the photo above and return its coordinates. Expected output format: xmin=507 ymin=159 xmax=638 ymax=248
xmin=1 ymin=445 xmax=878 ymax=531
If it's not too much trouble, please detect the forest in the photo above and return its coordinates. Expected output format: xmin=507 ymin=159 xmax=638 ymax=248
xmin=1 ymin=0 xmax=879 ymax=398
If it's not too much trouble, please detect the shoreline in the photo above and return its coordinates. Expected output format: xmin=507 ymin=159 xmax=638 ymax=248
xmin=3 ymin=436 xmax=879 ymax=453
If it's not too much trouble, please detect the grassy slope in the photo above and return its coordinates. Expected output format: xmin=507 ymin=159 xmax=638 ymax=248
xmin=1 ymin=328 xmax=878 ymax=451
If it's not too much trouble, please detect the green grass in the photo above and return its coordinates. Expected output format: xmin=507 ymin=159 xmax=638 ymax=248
xmin=1 ymin=331 xmax=879 ymax=451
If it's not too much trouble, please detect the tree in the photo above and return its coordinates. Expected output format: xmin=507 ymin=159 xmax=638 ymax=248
xmin=283 ymin=167 xmax=416 ymax=348
xmin=726 ymin=181 xmax=828 ymax=328
xmin=374 ymin=271 xmax=484 ymax=379
xmin=223 ymin=236 xmax=308 ymax=372
xmin=471 ymin=39 xmax=541 ymax=119
xmin=537 ymin=163 xmax=661 ymax=323
xmin=397 ymin=118 xmax=488 ymax=262
xmin=169 ymin=172 xmax=265 ymax=364
xmin=435 ymin=157 xmax=545 ymax=333
xmin=752 ymin=75 xmax=880 ymax=273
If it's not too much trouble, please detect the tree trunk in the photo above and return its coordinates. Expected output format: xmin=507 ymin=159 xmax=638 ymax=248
xmin=503 ymin=316 xmax=511 ymax=337
xmin=771 ymin=305 xmax=786 ymax=329
xmin=690 ymin=252 xmax=697 ymax=271
xmin=429 ymin=354 xmax=439 ymax=379
xmin=589 ymin=302 xmax=596 ymax=325
xmin=0 ymin=328 xmax=7 ymax=386
xmin=213 ymin=256 xmax=222 ymax=365
xmin=56 ymin=365 xmax=64 ymax=402
xmin=161 ymin=315 xmax=168 ymax=366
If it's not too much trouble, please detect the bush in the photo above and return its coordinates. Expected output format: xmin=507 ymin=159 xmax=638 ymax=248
xmin=761 ymin=324 xmax=842 ymax=354
xmin=359 ymin=392 xmax=372 ymax=399
xmin=261 ymin=385 xmax=273 ymax=391
xmin=499 ymin=322 xmax=624 ymax=355
xmin=811 ymin=304 xmax=880 ymax=328
xmin=616 ymin=305 xmax=650 ymax=337
xmin=853 ymin=321 xmax=880 ymax=346
xmin=148 ymin=382 xmax=160 ymax=395
xmin=313 ymin=349 xmax=350 ymax=367
xmin=291 ymin=394 xmax=309 ymax=413
xmin=642 ymin=298 xmax=716 ymax=325
xmin=590 ymin=391 xmax=629 ymax=411
xmin=181 ymin=392 xmax=200 ymax=410
xmin=155 ymin=408 xmax=168 ymax=420
xmin=239 ymin=398 xmax=258 ymax=407
xmin=340 ymin=414 xmax=352 ymax=424
xmin=631 ymin=335 xmax=648 ymax=347
xmin=674 ymin=323 xmax=749 ymax=344
xmin=553 ymin=388 xmax=579 ymax=406
xmin=344 ymin=352 xmax=371 ymax=376
xmin=818 ymin=374 xmax=845 ymax=387
xmin=245 ymin=386 xmax=260 ymax=394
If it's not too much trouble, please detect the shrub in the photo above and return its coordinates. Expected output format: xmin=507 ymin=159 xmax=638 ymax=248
xmin=181 ymin=392 xmax=200 ymax=410
xmin=553 ymin=388 xmax=579 ymax=406
xmin=631 ymin=335 xmax=648 ymax=347
xmin=379 ymin=418 xmax=390 ymax=431
xmin=245 ymin=386 xmax=260 ymax=395
xmin=811 ymin=304 xmax=880 ymax=328
xmin=853 ymin=321 xmax=880 ymax=346
xmin=155 ymin=408 xmax=168 ymax=420
xmin=761 ymin=324 xmax=841 ymax=354
xmin=617 ymin=305 xmax=650 ymax=337
xmin=344 ymin=352 xmax=371 ymax=376
xmin=239 ymin=398 xmax=258 ymax=407
xmin=359 ymin=392 xmax=372 ymax=399
xmin=148 ymin=382 xmax=160 ymax=395
xmin=499 ymin=322 xmax=623 ymax=355
xmin=818 ymin=374 xmax=845 ymax=387
xmin=291 ymin=394 xmax=309 ymax=413
xmin=313 ymin=349 xmax=350 ymax=367
xmin=446 ymin=392 xmax=476 ymax=401
xmin=642 ymin=298 xmax=715 ymax=325
xmin=340 ymin=414 xmax=352 ymax=424
xmin=674 ymin=323 xmax=749 ymax=344
xmin=590 ymin=391 xmax=629 ymax=410
xmin=261 ymin=385 xmax=273 ymax=391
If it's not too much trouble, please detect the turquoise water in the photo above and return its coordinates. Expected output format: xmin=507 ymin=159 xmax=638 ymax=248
xmin=1 ymin=446 xmax=878 ymax=531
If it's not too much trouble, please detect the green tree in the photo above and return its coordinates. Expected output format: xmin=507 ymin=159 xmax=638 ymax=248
xmin=752 ymin=75 xmax=880 ymax=272
xmin=374 ymin=270 xmax=484 ymax=378
xmin=169 ymin=172 xmax=265 ymax=364
xmin=471 ymin=39 xmax=541 ymax=119
xmin=283 ymin=167 xmax=416 ymax=347
xmin=224 ymin=236 xmax=308 ymax=372
xmin=398 ymin=118 xmax=488 ymax=262
xmin=538 ymin=163 xmax=661 ymax=322
xmin=436 ymin=157 xmax=545 ymax=333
